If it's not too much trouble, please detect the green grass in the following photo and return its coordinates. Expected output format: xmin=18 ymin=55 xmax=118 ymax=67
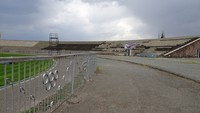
xmin=0 ymin=60 xmax=54 ymax=86
xmin=181 ymin=61 xmax=200 ymax=64
xmin=0 ymin=52 xmax=33 ymax=57
xmin=0 ymin=53 xmax=54 ymax=87
xmin=95 ymin=66 xmax=102 ymax=74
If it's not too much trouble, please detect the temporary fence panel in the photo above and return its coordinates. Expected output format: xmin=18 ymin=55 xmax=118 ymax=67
xmin=0 ymin=53 xmax=96 ymax=113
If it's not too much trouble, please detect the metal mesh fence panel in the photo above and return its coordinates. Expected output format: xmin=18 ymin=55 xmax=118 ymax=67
xmin=0 ymin=53 xmax=96 ymax=113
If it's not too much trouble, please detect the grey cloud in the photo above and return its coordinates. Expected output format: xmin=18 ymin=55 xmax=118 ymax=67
xmin=0 ymin=0 xmax=40 ymax=14
xmin=0 ymin=0 xmax=42 ymax=40
xmin=0 ymin=0 xmax=200 ymax=41
xmin=118 ymin=0 xmax=200 ymax=37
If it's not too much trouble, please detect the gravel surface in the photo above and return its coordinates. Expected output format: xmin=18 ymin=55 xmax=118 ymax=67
xmin=54 ymin=58 xmax=200 ymax=113
xmin=99 ymin=55 xmax=200 ymax=83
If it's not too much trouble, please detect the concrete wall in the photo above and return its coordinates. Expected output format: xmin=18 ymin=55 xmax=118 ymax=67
xmin=0 ymin=40 xmax=38 ymax=47
xmin=168 ymin=39 xmax=200 ymax=58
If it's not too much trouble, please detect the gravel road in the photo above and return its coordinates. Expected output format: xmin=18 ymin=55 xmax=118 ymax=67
xmin=54 ymin=58 xmax=200 ymax=113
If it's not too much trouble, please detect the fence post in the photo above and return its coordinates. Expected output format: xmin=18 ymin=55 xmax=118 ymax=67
xmin=71 ymin=56 xmax=76 ymax=95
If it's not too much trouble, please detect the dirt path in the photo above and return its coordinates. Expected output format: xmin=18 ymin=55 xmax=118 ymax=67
xmin=54 ymin=58 xmax=200 ymax=113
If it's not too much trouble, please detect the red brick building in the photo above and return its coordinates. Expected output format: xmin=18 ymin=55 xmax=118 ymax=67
xmin=163 ymin=37 xmax=200 ymax=58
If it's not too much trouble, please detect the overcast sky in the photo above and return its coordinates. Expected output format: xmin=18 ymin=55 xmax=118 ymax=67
xmin=0 ymin=0 xmax=200 ymax=41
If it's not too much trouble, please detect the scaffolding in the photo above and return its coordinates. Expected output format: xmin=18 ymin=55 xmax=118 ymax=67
xmin=49 ymin=33 xmax=59 ymax=46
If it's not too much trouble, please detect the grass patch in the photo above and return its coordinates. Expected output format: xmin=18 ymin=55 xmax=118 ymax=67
xmin=0 ymin=52 xmax=54 ymax=87
xmin=95 ymin=66 xmax=102 ymax=74
xmin=0 ymin=60 xmax=54 ymax=87
xmin=181 ymin=61 xmax=200 ymax=64
xmin=0 ymin=52 xmax=33 ymax=57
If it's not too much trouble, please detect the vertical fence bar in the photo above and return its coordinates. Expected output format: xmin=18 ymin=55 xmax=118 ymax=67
xmin=47 ymin=59 xmax=50 ymax=112
xmin=4 ymin=64 xmax=7 ymax=113
xmin=18 ymin=63 xmax=21 ymax=113
xmin=42 ymin=60 xmax=46 ymax=112
xmin=45 ymin=60 xmax=48 ymax=112
xmin=47 ymin=59 xmax=53 ymax=112
xmin=60 ymin=58 xmax=63 ymax=102
xmin=23 ymin=62 xmax=26 ymax=113
xmin=38 ymin=60 xmax=41 ymax=112
xmin=53 ymin=58 xmax=57 ymax=106
xmin=12 ymin=63 xmax=14 ymax=113
xmin=33 ymin=61 xmax=36 ymax=113
xmin=46 ymin=60 xmax=48 ymax=112
xmin=50 ymin=59 xmax=54 ymax=112
xmin=55 ymin=59 xmax=58 ymax=109
xmin=58 ymin=58 xmax=61 ymax=105
xmin=72 ymin=56 xmax=76 ymax=95
xmin=29 ymin=62 xmax=31 ymax=113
